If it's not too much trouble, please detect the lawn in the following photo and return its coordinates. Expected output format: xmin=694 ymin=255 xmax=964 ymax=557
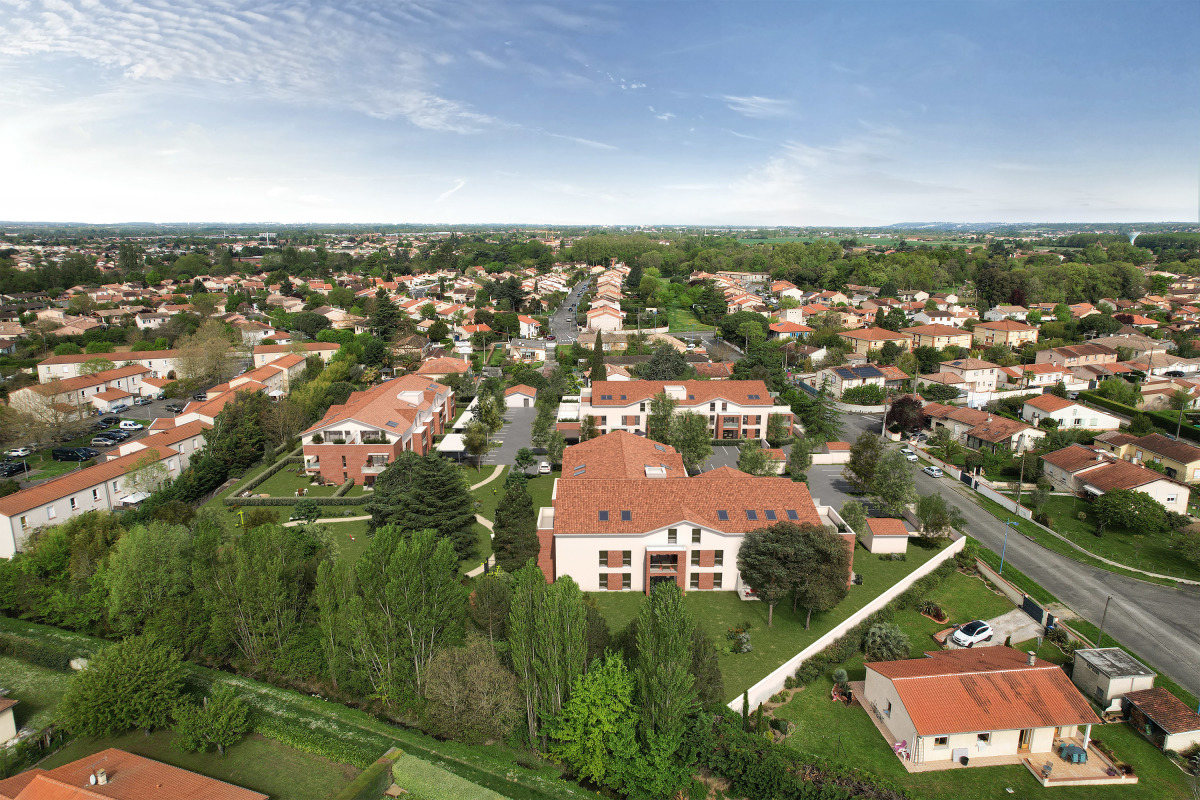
xmin=40 ymin=731 xmax=359 ymax=800
xmin=391 ymin=751 xmax=507 ymax=800
xmin=0 ymin=655 xmax=72 ymax=731
xmin=254 ymin=467 xmax=343 ymax=497
xmin=1037 ymin=494 xmax=1200 ymax=581
xmin=588 ymin=540 xmax=951 ymax=701
xmin=771 ymin=569 xmax=1195 ymax=800
xmin=665 ymin=305 xmax=713 ymax=333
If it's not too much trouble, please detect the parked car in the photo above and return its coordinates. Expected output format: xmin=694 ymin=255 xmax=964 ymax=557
xmin=133 ymin=396 xmax=152 ymax=406
xmin=118 ymin=420 xmax=144 ymax=431
xmin=546 ymin=334 xmax=556 ymax=341
xmin=90 ymin=437 xmax=118 ymax=447
xmin=110 ymin=403 xmax=130 ymax=413
xmin=951 ymin=620 xmax=993 ymax=648
xmin=165 ymin=403 xmax=184 ymax=414
xmin=1068 ymin=391 xmax=1080 ymax=399
xmin=923 ymin=465 xmax=944 ymax=478
xmin=5 ymin=447 xmax=32 ymax=458
xmin=538 ymin=461 xmax=551 ymax=474
xmin=52 ymin=447 xmax=98 ymax=462
xmin=100 ymin=417 xmax=120 ymax=426
xmin=103 ymin=431 xmax=130 ymax=441
xmin=900 ymin=448 xmax=918 ymax=462
xmin=192 ymin=393 xmax=208 ymax=401
xmin=0 ymin=459 xmax=29 ymax=476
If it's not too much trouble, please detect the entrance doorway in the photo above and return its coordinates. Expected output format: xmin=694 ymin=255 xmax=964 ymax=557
xmin=1018 ymin=729 xmax=1033 ymax=752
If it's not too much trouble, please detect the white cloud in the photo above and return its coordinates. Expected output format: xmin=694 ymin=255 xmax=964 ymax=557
xmin=721 ymin=94 xmax=792 ymax=119
xmin=436 ymin=179 xmax=467 ymax=203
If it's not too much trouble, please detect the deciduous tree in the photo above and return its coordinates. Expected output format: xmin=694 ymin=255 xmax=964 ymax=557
xmin=844 ymin=431 xmax=883 ymax=493
xmin=423 ymin=634 xmax=521 ymax=744
xmin=548 ymin=654 xmax=639 ymax=790
xmin=871 ymin=449 xmax=917 ymax=517
xmin=736 ymin=441 xmax=772 ymax=476
xmin=59 ymin=635 xmax=184 ymax=736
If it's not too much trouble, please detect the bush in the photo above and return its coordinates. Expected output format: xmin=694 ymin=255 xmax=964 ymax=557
xmin=841 ymin=384 xmax=886 ymax=405
xmin=334 ymin=478 xmax=356 ymax=497
xmin=831 ymin=668 xmax=848 ymax=684
xmin=863 ymin=623 xmax=911 ymax=662
xmin=331 ymin=750 xmax=402 ymax=800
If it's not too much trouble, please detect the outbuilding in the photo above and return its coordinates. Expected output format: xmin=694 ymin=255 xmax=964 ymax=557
xmin=1070 ymin=648 xmax=1156 ymax=709
xmin=1124 ymin=687 xmax=1200 ymax=752
xmin=862 ymin=518 xmax=911 ymax=554
xmin=505 ymin=384 xmax=538 ymax=408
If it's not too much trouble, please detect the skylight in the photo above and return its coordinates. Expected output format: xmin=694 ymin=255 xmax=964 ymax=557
xmin=765 ymin=510 xmax=777 ymax=521
xmin=386 ymin=421 xmax=399 ymax=428
xmin=599 ymin=511 xmax=609 ymax=521
xmin=654 ymin=444 xmax=665 ymax=452
xmin=621 ymin=511 xmax=631 ymax=521
xmin=786 ymin=510 xmax=799 ymax=520
xmin=748 ymin=394 xmax=760 ymax=399
xmin=717 ymin=510 xmax=729 ymax=521
xmin=745 ymin=510 xmax=758 ymax=520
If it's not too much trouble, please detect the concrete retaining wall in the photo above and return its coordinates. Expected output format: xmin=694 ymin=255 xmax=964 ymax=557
xmin=975 ymin=557 xmax=1028 ymax=607
xmin=727 ymin=534 xmax=966 ymax=711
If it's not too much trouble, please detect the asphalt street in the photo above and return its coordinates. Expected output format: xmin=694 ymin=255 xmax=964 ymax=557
xmin=831 ymin=410 xmax=1200 ymax=696
xmin=549 ymin=280 xmax=590 ymax=343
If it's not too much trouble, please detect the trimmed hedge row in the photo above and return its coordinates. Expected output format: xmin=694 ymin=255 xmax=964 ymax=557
xmin=0 ymin=618 xmax=101 ymax=671
xmin=331 ymin=750 xmax=401 ymax=800
xmin=1080 ymin=390 xmax=1200 ymax=443
xmin=224 ymin=494 xmax=370 ymax=507
xmin=334 ymin=478 xmax=356 ymax=497
xmin=234 ymin=453 xmax=304 ymax=495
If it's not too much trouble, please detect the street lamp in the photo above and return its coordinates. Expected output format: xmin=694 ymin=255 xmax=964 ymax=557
xmin=999 ymin=518 xmax=1019 ymax=573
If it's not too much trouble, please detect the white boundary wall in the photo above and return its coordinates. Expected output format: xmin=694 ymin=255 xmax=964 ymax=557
xmin=727 ymin=533 xmax=966 ymax=711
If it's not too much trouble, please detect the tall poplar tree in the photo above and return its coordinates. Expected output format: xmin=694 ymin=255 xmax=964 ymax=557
xmin=492 ymin=473 xmax=540 ymax=572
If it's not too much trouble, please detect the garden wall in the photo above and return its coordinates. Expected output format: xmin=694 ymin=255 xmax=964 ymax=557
xmin=976 ymin=482 xmax=1034 ymax=520
xmin=811 ymin=452 xmax=851 ymax=465
xmin=974 ymin=557 xmax=1028 ymax=607
xmin=727 ymin=534 xmax=966 ymax=711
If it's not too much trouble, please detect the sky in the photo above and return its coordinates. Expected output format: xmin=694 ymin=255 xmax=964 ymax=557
xmin=0 ymin=0 xmax=1197 ymax=226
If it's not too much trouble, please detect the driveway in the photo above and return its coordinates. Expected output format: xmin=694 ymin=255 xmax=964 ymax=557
xmin=829 ymin=409 xmax=1200 ymax=696
xmin=945 ymin=609 xmax=1045 ymax=650
xmin=700 ymin=445 xmax=742 ymax=472
xmin=479 ymin=405 xmax=539 ymax=466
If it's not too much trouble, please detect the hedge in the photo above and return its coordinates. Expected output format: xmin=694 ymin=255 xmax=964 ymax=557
xmin=233 ymin=453 xmax=304 ymax=495
xmin=331 ymin=749 xmax=402 ymax=800
xmin=1079 ymin=390 xmax=1200 ymax=444
xmin=0 ymin=617 xmax=101 ymax=671
xmin=224 ymin=494 xmax=370 ymax=507
xmin=334 ymin=478 xmax=356 ymax=497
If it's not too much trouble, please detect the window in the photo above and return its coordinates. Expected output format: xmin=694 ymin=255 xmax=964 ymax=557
xmin=745 ymin=510 xmax=757 ymax=520
xmin=692 ymin=528 xmax=701 ymax=544
xmin=623 ymin=551 xmax=631 ymax=567
xmin=748 ymin=394 xmax=760 ymax=399
xmin=721 ymin=402 xmax=727 ymax=411
xmin=621 ymin=573 xmax=631 ymax=590
xmin=19 ymin=516 xmax=27 ymax=529
xmin=70 ymin=497 xmax=77 ymax=510
xmin=885 ymin=700 xmax=892 ymax=717
xmin=712 ymin=573 xmax=722 ymax=589
xmin=599 ymin=510 xmax=609 ymax=521
xmin=621 ymin=510 xmax=632 ymax=521
xmin=690 ymin=573 xmax=700 ymax=589
xmin=714 ymin=550 xmax=724 ymax=566
xmin=977 ymin=733 xmax=991 ymax=743
xmin=91 ymin=489 xmax=98 ymax=501
xmin=47 ymin=506 xmax=56 ymax=520
xmin=111 ymin=481 xmax=118 ymax=490
xmin=640 ymin=402 xmax=646 ymax=412
xmin=667 ymin=528 xmax=677 ymax=544
xmin=786 ymin=509 xmax=799 ymax=520
xmin=599 ymin=551 xmax=607 ymax=567
xmin=1167 ymin=494 xmax=1177 ymax=503
xmin=341 ymin=455 xmax=347 ymax=467
xmin=764 ymin=510 xmax=777 ymax=521
xmin=934 ymin=737 xmax=948 ymax=747
xmin=710 ymin=402 xmax=716 ymax=411
xmin=717 ymin=510 xmax=729 ymax=521
xmin=691 ymin=551 xmax=700 ymax=567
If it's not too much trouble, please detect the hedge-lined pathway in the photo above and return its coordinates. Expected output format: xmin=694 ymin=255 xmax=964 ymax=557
xmin=283 ymin=514 xmax=370 ymax=527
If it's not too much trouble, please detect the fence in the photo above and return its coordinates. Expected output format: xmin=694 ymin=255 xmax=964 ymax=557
xmin=811 ymin=452 xmax=851 ymax=465
xmin=727 ymin=534 xmax=966 ymax=711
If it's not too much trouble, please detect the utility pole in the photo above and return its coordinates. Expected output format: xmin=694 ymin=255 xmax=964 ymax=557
xmin=1095 ymin=595 xmax=1113 ymax=647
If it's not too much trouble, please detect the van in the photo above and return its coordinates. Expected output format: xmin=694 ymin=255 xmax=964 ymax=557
xmin=119 ymin=420 xmax=144 ymax=431
xmin=52 ymin=447 xmax=98 ymax=462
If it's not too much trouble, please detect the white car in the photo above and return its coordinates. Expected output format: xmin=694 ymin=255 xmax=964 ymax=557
xmin=923 ymin=465 xmax=944 ymax=478
xmin=118 ymin=420 xmax=144 ymax=431
xmin=951 ymin=620 xmax=993 ymax=648
xmin=5 ymin=447 xmax=32 ymax=458
xmin=538 ymin=461 xmax=551 ymax=474
xmin=900 ymin=448 xmax=918 ymax=462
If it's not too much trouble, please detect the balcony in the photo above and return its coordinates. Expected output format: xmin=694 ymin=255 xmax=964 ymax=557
xmin=362 ymin=458 xmax=389 ymax=474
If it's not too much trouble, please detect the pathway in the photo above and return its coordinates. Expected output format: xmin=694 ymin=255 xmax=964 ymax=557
xmin=283 ymin=514 xmax=370 ymax=527
xmin=470 ymin=464 xmax=505 ymax=490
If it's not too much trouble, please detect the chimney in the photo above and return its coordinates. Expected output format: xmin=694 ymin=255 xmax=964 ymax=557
xmin=96 ymin=769 xmax=108 ymax=785
xmin=1096 ymin=453 xmax=1105 ymax=462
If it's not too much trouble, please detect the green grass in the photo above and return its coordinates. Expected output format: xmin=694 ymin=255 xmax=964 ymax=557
xmin=970 ymin=495 xmax=1177 ymax=586
xmin=1036 ymin=495 xmax=1199 ymax=581
xmin=588 ymin=541 xmax=950 ymax=701
xmin=327 ymin=519 xmax=372 ymax=564
xmin=771 ymin=572 xmax=1195 ymax=800
xmin=468 ymin=465 xmax=509 ymax=519
xmin=391 ymin=751 xmax=507 ymax=800
xmin=40 ymin=731 xmax=359 ymax=800
xmin=0 ymin=654 xmax=72 ymax=731
xmin=665 ymin=305 xmax=713 ymax=333
xmin=254 ymin=467 xmax=342 ymax=497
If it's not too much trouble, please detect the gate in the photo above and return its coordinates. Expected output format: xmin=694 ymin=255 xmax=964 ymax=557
xmin=1021 ymin=595 xmax=1045 ymax=625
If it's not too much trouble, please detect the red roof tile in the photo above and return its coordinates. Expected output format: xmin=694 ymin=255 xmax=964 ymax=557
xmin=1023 ymin=394 xmax=1075 ymax=413
xmin=561 ymin=431 xmax=685 ymax=479
xmin=0 ymin=447 xmax=175 ymax=518
xmin=588 ymin=380 xmax=772 ymax=407
xmin=1124 ymin=687 xmax=1200 ymax=734
xmin=866 ymin=518 xmax=909 ymax=536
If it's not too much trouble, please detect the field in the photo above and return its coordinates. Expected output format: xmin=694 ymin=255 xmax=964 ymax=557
xmin=0 ymin=654 xmax=72 ymax=731
xmin=664 ymin=305 xmax=712 ymax=333
xmin=770 ymin=570 xmax=1194 ymax=800
xmin=40 ymin=731 xmax=359 ymax=800
xmin=588 ymin=540 xmax=951 ymax=701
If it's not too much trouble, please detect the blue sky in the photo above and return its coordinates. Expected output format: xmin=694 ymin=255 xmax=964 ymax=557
xmin=0 ymin=0 xmax=1196 ymax=225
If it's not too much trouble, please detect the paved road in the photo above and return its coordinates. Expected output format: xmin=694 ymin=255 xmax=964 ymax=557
xmin=829 ymin=411 xmax=1200 ymax=696
xmin=549 ymin=280 xmax=590 ymax=344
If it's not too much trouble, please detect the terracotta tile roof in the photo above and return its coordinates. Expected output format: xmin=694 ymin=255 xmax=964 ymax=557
xmin=866 ymin=518 xmax=909 ymax=536
xmin=942 ymin=358 xmax=1000 ymax=371
xmin=0 ymin=747 xmax=266 ymax=800
xmin=39 ymin=350 xmax=180 ymax=366
xmin=921 ymin=371 xmax=964 ymax=385
xmin=1082 ymin=459 xmax=1188 ymax=492
xmin=967 ymin=416 xmax=1033 ymax=443
xmin=140 ymin=377 xmax=172 ymax=388
xmin=825 ymin=441 xmax=852 ymax=451
xmin=505 ymin=384 xmax=538 ymax=396
xmin=1041 ymin=444 xmax=1114 ymax=473
xmin=33 ymin=366 xmax=150 ymax=394
xmin=769 ymin=321 xmax=813 ymax=333
xmin=1021 ymin=363 xmax=1066 ymax=375
xmin=1124 ymin=687 xmax=1200 ymax=734
xmin=561 ymin=431 xmax=685 ymax=479
xmin=901 ymin=324 xmax=967 ymax=337
xmin=92 ymin=389 xmax=132 ymax=401
xmin=303 ymin=374 xmax=449 ymax=435
xmin=867 ymin=648 xmax=1100 ymax=736
xmin=1051 ymin=343 xmax=1118 ymax=359
xmin=253 ymin=342 xmax=339 ymax=355
xmin=125 ymin=420 xmax=211 ymax=453
xmin=944 ymin=407 xmax=990 ymax=426
xmin=588 ymin=380 xmax=772 ymax=406
xmin=839 ymin=327 xmax=911 ymax=342
xmin=1093 ymin=431 xmax=1136 ymax=447
xmin=416 ymin=357 xmax=470 ymax=375
xmin=0 ymin=697 xmax=16 ymax=714
xmin=1024 ymin=394 xmax=1075 ymax=413
xmin=553 ymin=473 xmax=821 ymax=534
xmin=876 ymin=365 xmax=910 ymax=381
xmin=1119 ymin=433 xmax=1200 ymax=465
xmin=973 ymin=319 xmax=1036 ymax=331
xmin=0 ymin=447 xmax=175 ymax=518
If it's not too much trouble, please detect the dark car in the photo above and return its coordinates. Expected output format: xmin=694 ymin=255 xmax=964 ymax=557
xmin=193 ymin=393 xmax=208 ymax=401
xmin=52 ymin=447 xmax=98 ymax=462
xmin=165 ymin=403 xmax=184 ymax=414
xmin=100 ymin=417 xmax=120 ymax=426
xmin=0 ymin=461 xmax=29 ymax=477
xmin=104 ymin=430 xmax=130 ymax=441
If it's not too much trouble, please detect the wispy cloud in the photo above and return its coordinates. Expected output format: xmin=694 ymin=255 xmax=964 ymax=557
xmin=649 ymin=106 xmax=674 ymax=121
xmin=545 ymin=133 xmax=618 ymax=150
xmin=436 ymin=179 xmax=467 ymax=203
xmin=723 ymin=128 xmax=766 ymax=141
xmin=722 ymin=94 xmax=792 ymax=119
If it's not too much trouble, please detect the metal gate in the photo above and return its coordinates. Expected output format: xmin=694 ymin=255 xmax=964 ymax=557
xmin=1021 ymin=595 xmax=1045 ymax=624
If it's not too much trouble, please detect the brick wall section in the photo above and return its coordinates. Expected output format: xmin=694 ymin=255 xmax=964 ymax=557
xmin=607 ymin=549 xmax=624 ymax=568
xmin=606 ymin=572 xmax=622 ymax=591
xmin=536 ymin=530 xmax=555 ymax=582
xmin=699 ymin=550 xmax=715 ymax=568
xmin=644 ymin=549 xmax=686 ymax=594
xmin=698 ymin=572 xmax=714 ymax=590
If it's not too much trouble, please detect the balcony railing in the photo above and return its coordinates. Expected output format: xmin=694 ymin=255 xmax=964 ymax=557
xmin=361 ymin=461 xmax=388 ymax=474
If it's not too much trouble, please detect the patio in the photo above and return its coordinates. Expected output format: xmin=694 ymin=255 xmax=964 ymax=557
xmin=853 ymin=681 xmax=1138 ymax=785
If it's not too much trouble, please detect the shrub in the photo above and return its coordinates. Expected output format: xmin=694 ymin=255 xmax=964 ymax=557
xmin=333 ymin=478 xmax=356 ymax=497
xmin=783 ymin=675 xmax=796 ymax=690
xmin=1033 ymin=511 xmax=1052 ymax=526
xmin=769 ymin=691 xmax=787 ymax=704
xmin=831 ymin=668 xmax=848 ymax=684
xmin=863 ymin=623 xmax=911 ymax=662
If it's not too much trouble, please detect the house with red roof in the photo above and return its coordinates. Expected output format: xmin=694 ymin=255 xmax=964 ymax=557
xmin=1040 ymin=444 xmax=1190 ymax=512
xmin=579 ymin=380 xmax=792 ymax=441
xmin=504 ymin=384 xmax=538 ymax=408
xmin=517 ymin=314 xmax=541 ymax=339
xmin=537 ymin=431 xmax=853 ymax=594
xmin=1020 ymin=395 xmax=1121 ymax=431
xmin=768 ymin=320 xmax=813 ymax=340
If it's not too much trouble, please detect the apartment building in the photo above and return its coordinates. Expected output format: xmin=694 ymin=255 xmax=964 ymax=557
xmin=9 ymin=365 xmax=150 ymax=420
xmin=37 ymin=350 xmax=182 ymax=382
xmin=301 ymin=375 xmax=454 ymax=486
xmin=940 ymin=358 xmax=1001 ymax=393
xmin=578 ymin=380 xmax=792 ymax=441
xmin=838 ymin=327 xmax=913 ymax=357
xmin=901 ymin=324 xmax=972 ymax=350
xmin=0 ymin=447 xmax=182 ymax=559
xmin=535 ymin=431 xmax=853 ymax=593
xmin=1035 ymin=343 xmax=1118 ymax=370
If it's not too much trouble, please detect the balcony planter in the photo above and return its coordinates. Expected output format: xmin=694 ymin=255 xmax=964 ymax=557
xmin=331 ymin=438 xmax=346 ymax=445
xmin=311 ymin=434 xmax=324 ymax=444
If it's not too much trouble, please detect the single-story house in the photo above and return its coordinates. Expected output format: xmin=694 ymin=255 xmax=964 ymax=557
xmin=863 ymin=647 xmax=1101 ymax=766
xmin=505 ymin=384 xmax=538 ymax=408
xmin=1020 ymin=394 xmax=1121 ymax=431
xmin=1070 ymin=648 xmax=1156 ymax=708
xmin=862 ymin=518 xmax=911 ymax=554
xmin=1124 ymin=687 xmax=1200 ymax=753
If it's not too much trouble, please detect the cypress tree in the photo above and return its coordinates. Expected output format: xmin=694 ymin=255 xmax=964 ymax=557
xmin=493 ymin=473 xmax=540 ymax=572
